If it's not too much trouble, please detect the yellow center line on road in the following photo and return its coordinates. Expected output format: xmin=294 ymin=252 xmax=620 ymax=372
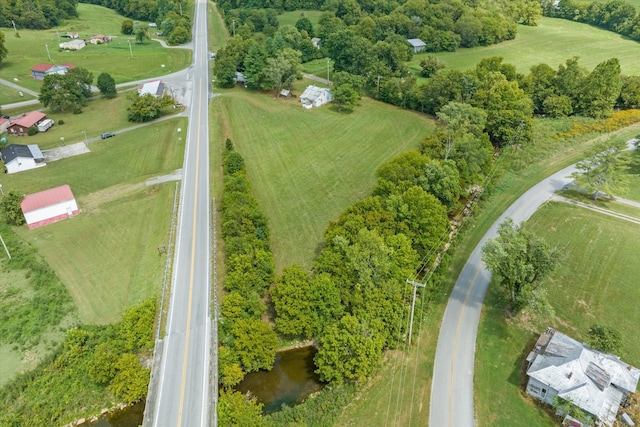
xmin=449 ymin=264 xmax=482 ymax=427
xmin=177 ymin=78 xmax=203 ymax=427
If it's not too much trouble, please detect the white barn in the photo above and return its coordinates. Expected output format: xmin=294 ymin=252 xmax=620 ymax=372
xmin=300 ymin=85 xmax=333 ymax=109
xmin=0 ymin=144 xmax=46 ymax=174
xmin=21 ymin=185 xmax=79 ymax=229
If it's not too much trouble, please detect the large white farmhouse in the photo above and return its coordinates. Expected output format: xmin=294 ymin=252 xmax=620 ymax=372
xmin=0 ymin=144 xmax=46 ymax=174
xmin=21 ymin=185 xmax=79 ymax=229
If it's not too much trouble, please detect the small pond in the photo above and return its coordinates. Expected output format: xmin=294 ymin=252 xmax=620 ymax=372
xmin=235 ymin=346 xmax=325 ymax=414
xmin=83 ymin=400 xmax=145 ymax=427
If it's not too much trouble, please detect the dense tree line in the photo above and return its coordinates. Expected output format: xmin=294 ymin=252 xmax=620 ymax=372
xmin=218 ymin=140 xmax=278 ymax=388
xmin=0 ymin=300 xmax=156 ymax=425
xmin=0 ymin=0 xmax=78 ymax=29
xmin=543 ymin=0 xmax=640 ymax=41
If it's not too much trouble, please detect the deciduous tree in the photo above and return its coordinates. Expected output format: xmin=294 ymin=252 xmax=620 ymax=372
xmin=121 ymin=19 xmax=134 ymax=35
xmin=588 ymin=324 xmax=622 ymax=353
xmin=217 ymin=389 xmax=264 ymax=427
xmin=231 ymin=319 xmax=277 ymax=372
xmin=570 ymin=138 xmax=630 ymax=200
xmin=97 ymin=72 xmax=117 ymax=98
xmin=481 ymin=218 xmax=559 ymax=314
xmin=333 ymin=83 xmax=360 ymax=112
xmin=0 ymin=191 xmax=25 ymax=226
xmin=127 ymin=92 xmax=174 ymax=122
xmin=39 ymin=67 xmax=93 ymax=113
xmin=579 ymin=58 xmax=621 ymax=118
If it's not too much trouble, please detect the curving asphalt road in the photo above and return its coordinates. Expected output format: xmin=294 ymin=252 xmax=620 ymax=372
xmin=147 ymin=0 xmax=213 ymax=425
xmin=429 ymin=162 xmax=579 ymax=427
xmin=429 ymin=138 xmax=639 ymax=426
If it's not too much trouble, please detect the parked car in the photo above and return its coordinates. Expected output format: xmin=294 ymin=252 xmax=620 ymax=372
xmin=101 ymin=132 xmax=115 ymax=139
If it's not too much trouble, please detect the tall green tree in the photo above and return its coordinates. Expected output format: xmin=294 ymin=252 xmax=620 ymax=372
xmin=333 ymin=83 xmax=360 ymax=112
xmin=0 ymin=30 xmax=8 ymax=64
xmin=481 ymin=218 xmax=559 ymax=314
xmin=217 ymin=389 xmax=265 ymax=427
xmin=133 ymin=21 xmax=149 ymax=44
xmin=243 ymin=42 xmax=270 ymax=90
xmin=127 ymin=92 xmax=174 ymax=122
xmin=436 ymin=101 xmax=487 ymax=159
xmin=579 ymin=58 xmax=622 ymax=118
xmin=121 ymin=19 xmax=134 ymax=35
xmin=314 ymin=314 xmax=385 ymax=384
xmin=96 ymin=72 xmax=117 ymax=98
xmin=0 ymin=191 xmax=25 ymax=225
xmin=570 ymin=138 xmax=630 ymax=200
xmin=231 ymin=319 xmax=277 ymax=372
xmin=39 ymin=67 xmax=93 ymax=113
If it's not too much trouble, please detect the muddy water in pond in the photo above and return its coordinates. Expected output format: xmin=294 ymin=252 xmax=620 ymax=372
xmin=83 ymin=400 xmax=145 ymax=427
xmin=235 ymin=346 xmax=325 ymax=414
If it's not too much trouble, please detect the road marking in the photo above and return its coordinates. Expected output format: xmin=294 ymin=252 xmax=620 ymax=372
xmin=449 ymin=264 xmax=482 ymax=427
xmin=177 ymin=78 xmax=203 ymax=427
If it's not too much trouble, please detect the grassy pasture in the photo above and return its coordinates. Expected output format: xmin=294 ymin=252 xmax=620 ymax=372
xmin=0 ymin=84 xmax=36 ymax=105
xmin=277 ymin=10 xmax=325 ymax=30
xmin=211 ymin=85 xmax=435 ymax=270
xmin=4 ymin=95 xmax=136 ymax=149
xmin=0 ymin=3 xmax=191 ymax=93
xmin=408 ymin=17 xmax=640 ymax=79
xmin=0 ymin=117 xmax=185 ymax=324
xmin=209 ymin=0 xmax=229 ymax=52
xmin=475 ymin=201 xmax=640 ymax=426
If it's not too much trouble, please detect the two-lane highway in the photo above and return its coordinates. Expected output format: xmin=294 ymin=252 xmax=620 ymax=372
xmin=150 ymin=0 xmax=213 ymax=425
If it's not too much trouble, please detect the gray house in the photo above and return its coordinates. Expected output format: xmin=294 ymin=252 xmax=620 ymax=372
xmin=407 ymin=38 xmax=426 ymax=53
xmin=526 ymin=328 xmax=640 ymax=427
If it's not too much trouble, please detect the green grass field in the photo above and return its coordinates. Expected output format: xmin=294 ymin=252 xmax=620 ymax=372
xmin=1 ymin=117 xmax=186 ymax=323
xmin=4 ymin=95 xmax=139 ymax=149
xmin=209 ymin=0 xmax=229 ymax=52
xmin=277 ymin=10 xmax=325 ymax=30
xmin=475 ymin=201 xmax=640 ymax=426
xmin=211 ymin=84 xmax=435 ymax=270
xmin=0 ymin=3 xmax=191 ymax=93
xmin=408 ymin=17 xmax=640 ymax=79
xmin=0 ymin=84 xmax=36 ymax=105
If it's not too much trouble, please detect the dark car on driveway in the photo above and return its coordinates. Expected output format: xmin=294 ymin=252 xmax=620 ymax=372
xmin=101 ymin=132 xmax=115 ymax=139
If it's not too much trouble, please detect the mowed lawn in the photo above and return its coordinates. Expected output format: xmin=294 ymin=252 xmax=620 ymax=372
xmin=0 ymin=3 xmax=191 ymax=93
xmin=3 ymin=118 xmax=186 ymax=323
xmin=0 ymin=84 xmax=36 ymax=105
xmin=277 ymin=10 xmax=325 ymax=29
xmin=475 ymin=201 xmax=640 ymax=426
xmin=212 ymin=88 xmax=435 ymax=270
xmin=4 ymin=95 xmax=135 ymax=149
xmin=408 ymin=17 xmax=640 ymax=77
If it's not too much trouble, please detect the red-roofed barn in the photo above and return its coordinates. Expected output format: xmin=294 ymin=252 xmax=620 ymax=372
xmin=21 ymin=185 xmax=79 ymax=229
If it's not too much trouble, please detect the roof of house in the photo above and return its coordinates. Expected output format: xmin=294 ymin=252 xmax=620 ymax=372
xmin=407 ymin=38 xmax=426 ymax=47
xmin=300 ymin=85 xmax=331 ymax=102
xmin=61 ymin=63 xmax=76 ymax=70
xmin=139 ymin=80 xmax=164 ymax=96
xmin=0 ymin=144 xmax=44 ymax=163
xmin=21 ymin=185 xmax=76 ymax=213
xmin=527 ymin=329 xmax=640 ymax=426
xmin=10 ymin=111 xmax=46 ymax=129
xmin=31 ymin=63 xmax=54 ymax=73
xmin=0 ymin=118 xmax=8 ymax=126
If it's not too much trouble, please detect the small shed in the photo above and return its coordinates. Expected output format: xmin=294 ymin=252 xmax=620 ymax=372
xmin=0 ymin=144 xmax=46 ymax=174
xmin=90 ymin=35 xmax=111 ymax=44
xmin=234 ymin=72 xmax=247 ymax=86
xmin=311 ymin=37 xmax=321 ymax=49
xmin=0 ymin=117 xmax=9 ymax=134
xmin=300 ymin=85 xmax=333 ymax=109
xmin=21 ymin=185 xmax=79 ymax=229
xmin=407 ymin=38 xmax=426 ymax=53
xmin=138 ymin=80 xmax=165 ymax=97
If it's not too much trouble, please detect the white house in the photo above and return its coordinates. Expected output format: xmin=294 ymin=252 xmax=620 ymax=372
xmin=407 ymin=38 xmax=427 ymax=53
xmin=138 ymin=80 xmax=165 ymax=97
xmin=21 ymin=185 xmax=79 ymax=229
xmin=0 ymin=144 xmax=46 ymax=174
xmin=300 ymin=85 xmax=333 ymax=109
xmin=526 ymin=328 xmax=640 ymax=427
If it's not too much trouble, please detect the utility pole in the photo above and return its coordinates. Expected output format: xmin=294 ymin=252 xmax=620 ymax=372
xmin=406 ymin=279 xmax=426 ymax=346
xmin=128 ymin=39 xmax=133 ymax=59
xmin=11 ymin=20 xmax=17 ymax=34
xmin=82 ymin=130 xmax=87 ymax=143
xmin=179 ymin=2 xmax=183 ymax=16
xmin=0 ymin=183 xmax=3 ymax=196
xmin=0 ymin=235 xmax=11 ymax=260
xmin=326 ymin=58 xmax=330 ymax=85
xmin=376 ymin=75 xmax=382 ymax=94
xmin=45 ymin=43 xmax=52 ymax=61
xmin=232 ymin=19 xmax=236 ymax=37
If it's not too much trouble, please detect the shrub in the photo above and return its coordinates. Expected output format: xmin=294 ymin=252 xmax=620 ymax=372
xmin=58 ymin=119 xmax=64 ymax=125
xmin=27 ymin=126 xmax=38 ymax=136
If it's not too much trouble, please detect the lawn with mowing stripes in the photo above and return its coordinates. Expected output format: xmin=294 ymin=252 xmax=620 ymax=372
xmin=0 ymin=3 xmax=191 ymax=93
xmin=209 ymin=0 xmax=230 ymax=52
xmin=408 ymin=17 xmax=640 ymax=79
xmin=212 ymin=87 xmax=435 ymax=270
xmin=15 ymin=183 xmax=176 ymax=324
xmin=0 ymin=117 xmax=186 ymax=197
xmin=476 ymin=201 xmax=640 ymax=426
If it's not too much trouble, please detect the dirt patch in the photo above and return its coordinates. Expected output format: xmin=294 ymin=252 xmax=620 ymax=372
xmin=42 ymin=142 xmax=90 ymax=162
xmin=80 ymin=182 xmax=145 ymax=213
